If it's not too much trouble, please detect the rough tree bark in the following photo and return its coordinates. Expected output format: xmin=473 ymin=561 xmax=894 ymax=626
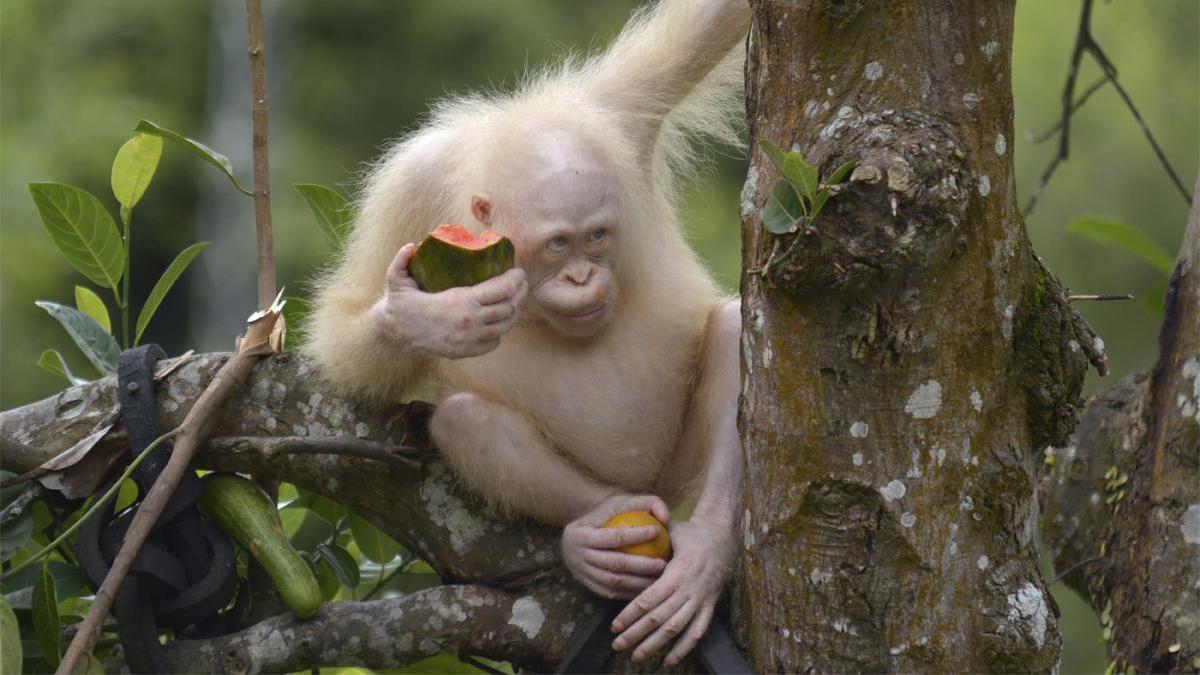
xmin=1041 ymin=179 xmax=1200 ymax=674
xmin=736 ymin=1 xmax=1104 ymax=673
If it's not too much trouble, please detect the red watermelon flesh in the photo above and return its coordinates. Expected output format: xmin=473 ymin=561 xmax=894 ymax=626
xmin=408 ymin=224 xmax=515 ymax=292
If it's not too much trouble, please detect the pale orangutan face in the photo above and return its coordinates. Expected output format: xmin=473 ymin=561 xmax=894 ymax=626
xmin=473 ymin=129 xmax=620 ymax=339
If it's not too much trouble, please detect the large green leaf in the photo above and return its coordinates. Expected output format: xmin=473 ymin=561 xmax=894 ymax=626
xmin=36 ymin=349 xmax=88 ymax=387
xmin=28 ymin=183 xmax=125 ymax=290
xmin=1066 ymin=217 xmax=1174 ymax=274
xmin=316 ymin=543 xmax=360 ymax=588
xmin=35 ymin=301 xmax=120 ymax=376
xmin=0 ymin=510 xmax=33 ymax=563
xmin=2 ymin=561 xmax=87 ymax=610
xmin=348 ymin=513 xmax=401 ymax=564
xmin=761 ymin=179 xmax=805 ymax=235
xmin=281 ymin=508 xmax=334 ymax=554
xmin=0 ymin=598 xmax=19 ymax=675
xmin=32 ymin=563 xmax=59 ymax=667
xmin=134 ymin=242 xmax=209 ymax=345
xmin=111 ymin=133 xmax=163 ymax=210
xmin=294 ymin=184 xmax=355 ymax=248
xmin=134 ymin=120 xmax=252 ymax=195
xmin=74 ymin=286 xmax=111 ymax=334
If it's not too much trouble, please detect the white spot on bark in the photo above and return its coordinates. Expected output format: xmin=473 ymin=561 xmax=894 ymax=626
xmin=982 ymin=41 xmax=1000 ymax=59
xmin=905 ymin=380 xmax=943 ymax=419
xmin=1001 ymin=305 xmax=1014 ymax=341
xmin=960 ymin=495 xmax=975 ymax=511
xmin=852 ymin=452 xmax=864 ymax=466
xmin=963 ymin=92 xmax=981 ymax=110
xmin=900 ymin=512 xmax=916 ymax=528
xmin=970 ymin=389 xmax=983 ymax=412
xmin=977 ymin=555 xmax=990 ymax=570
xmin=803 ymin=100 xmax=819 ymax=118
xmin=995 ymin=133 xmax=1007 ymax=156
xmin=743 ymin=509 xmax=755 ymax=548
xmin=881 ymin=480 xmax=907 ymax=501
xmin=753 ymin=309 xmax=765 ymax=332
xmin=355 ymin=422 xmax=369 ymax=438
xmin=864 ymin=61 xmax=883 ymax=81
xmin=850 ymin=421 xmax=869 ymax=438
xmin=954 ymin=52 xmax=965 ymax=65
xmin=810 ymin=568 xmax=832 ymax=584
xmin=1182 ymin=504 xmax=1200 ymax=545
xmin=762 ymin=344 xmax=773 ymax=369
xmin=978 ymin=175 xmax=991 ymax=196
xmin=740 ymin=166 xmax=759 ymax=220
xmin=1094 ymin=336 xmax=1106 ymax=354
xmin=509 ymin=597 xmax=544 ymax=639
xmin=1090 ymin=492 xmax=1101 ymax=506
xmin=1007 ymin=583 xmax=1049 ymax=648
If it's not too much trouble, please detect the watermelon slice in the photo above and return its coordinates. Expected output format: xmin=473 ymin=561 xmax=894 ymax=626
xmin=408 ymin=224 xmax=515 ymax=293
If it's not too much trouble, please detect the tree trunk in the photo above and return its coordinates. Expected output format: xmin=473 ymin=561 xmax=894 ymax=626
xmin=1041 ymin=179 xmax=1200 ymax=674
xmin=736 ymin=1 xmax=1104 ymax=672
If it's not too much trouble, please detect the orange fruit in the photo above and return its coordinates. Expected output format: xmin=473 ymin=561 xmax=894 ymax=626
xmin=603 ymin=510 xmax=671 ymax=559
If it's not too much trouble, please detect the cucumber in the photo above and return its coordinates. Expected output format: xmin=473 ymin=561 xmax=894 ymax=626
xmin=198 ymin=473 xmax=322 ymax=619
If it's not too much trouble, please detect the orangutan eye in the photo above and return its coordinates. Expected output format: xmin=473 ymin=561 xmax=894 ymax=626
xmin=589 ymin=228 xmax=607 ymax=243
xmin=548 ymin=235 xmax=569 ymax=252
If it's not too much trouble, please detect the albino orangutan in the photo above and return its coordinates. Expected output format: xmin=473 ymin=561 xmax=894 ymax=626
xmin=306 ymin=0 xmax=749 ymax=664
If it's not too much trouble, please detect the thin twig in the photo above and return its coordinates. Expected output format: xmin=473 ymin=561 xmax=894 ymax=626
xmin=0 ymin=431 xmax=177 ymax=581
xmin=1024 ymin=0 xmax=1191 ymax=216
xmin=1052 ymin=555 xmax=1102 ymax=585
xmin=205 ymin=435 xmax=422 ymax=467
xmin=0 ymin=483 xmax=43 ymax=525
xmin=1030 ymin=76 xmax=1108 ymax=145
xmin=1068 ymin=294 xmax=1133 ymax=302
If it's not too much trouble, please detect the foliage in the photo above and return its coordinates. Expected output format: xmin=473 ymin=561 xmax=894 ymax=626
xmin=1066 ymin=216 xmax=1174 ymax=311
xmin=758 ymin=139 xmax=856 ymax=236
xmin=28 ymin=124 xmax=212 ymax=384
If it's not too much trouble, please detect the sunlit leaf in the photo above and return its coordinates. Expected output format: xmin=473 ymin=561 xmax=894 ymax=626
xmin=36 ymin=350 xmax=89 ymax=387
xmin=134 ymin=119 xmax=252 ymax=195
xmin=281 ymin=508 xmax=334 ymax=554
xmin=32 ymin=563 xmax=60 ymax=667
xmin=28 ymin=183 xmax=125 ymax=291
xmin=758 ymin=139 xmax=817 ymax=201
xmin=294 ymin=184 xmax=355 ymax=248
xmin=35 ymin=301 xmax=120 ymax=376
xmin=0 ymin=598 xmax=20 ymax=675
xmin=348 ymin=513 xmax=401 ymax=564
xmin=316 ymin=543 xmax=360 ymax=588
xmin=74 ymin=286 xmax=111 ymax=334
xmin=111 ymin=133 xmax=163 ymax=210
xmin=114 ymin=479 xmax=139 ymax=512
xmin=761 ymin=179 xmax=805 ymax=235
xmin=134 ymin=242 xmax=209 ymax=345
xmin=1066 ymin=216 xmax=1174 ymax=274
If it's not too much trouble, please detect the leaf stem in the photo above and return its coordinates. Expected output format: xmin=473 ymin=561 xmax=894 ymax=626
xmin=0 ymin=429 xmax=178 ymax=582
xmin=119 ymin=206 xmax=132 ymax=348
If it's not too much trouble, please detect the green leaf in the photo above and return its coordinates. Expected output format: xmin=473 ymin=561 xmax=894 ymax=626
xmin=35 ymin=301 xmax=120 ymax=376
xmin=74 ymin=286 xmax=111 ymax=334
xmin=0 ymin=509 xmax=33 ymax=563
xmin=37 ymin=349 xmax=89 ymax=387
xmin=824 ymin=159 xmax=859 ymax=188
xmin=281 ymin=508 xmax=334 ymax=554
xmin=134 ymin=242 xmax=209 ymax=346
xmin=293 ymin=184 xmax=355 ymax=248
xmin=32 ymin=563 xmax=59 ymax=667
xmin=28 ymin=183 xmax=125 ymax=291
xmin=348 ymin=513 xmax=401 ymax=564
xmin=134 ymin=120 xmax=252 ymax=196
xmin=110 ymin=133 xmax=163 ymax=210
xmin=315 ymin=557 xmax=342 ymax=601
xmin=0 ymin=598 xmax=20 ymax=675
xmin=761 ymin=179 xmax=805 ymax=235
xmin=114 ymin=479 xmax=139 ymax=512
xmin=316 ymin=543 xmax=360 ymax=588
xmin=758 ymin=139 xmax=817 ymax=201
xmin=1066 ymin=217 xmax=1174 ymax=274
xmin=1143 ymin=279 xmax=1168 ymax=315
xmin=2 ymin=561 xmax=86 ymax=609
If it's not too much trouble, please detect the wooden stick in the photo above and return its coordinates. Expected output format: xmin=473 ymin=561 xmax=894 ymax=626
xmin=245 ymin=0 xmax=275 ymax=310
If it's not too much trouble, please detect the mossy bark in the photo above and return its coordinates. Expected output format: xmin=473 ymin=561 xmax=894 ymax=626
xmin=1041 ymin=180 xmax=1200 ymax=674
xmin=737 ymin=1 xmax=1103 ymax=672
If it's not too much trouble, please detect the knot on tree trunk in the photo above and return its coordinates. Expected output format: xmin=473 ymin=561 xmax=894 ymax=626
xmin=771 ymin=108 xmax=970 ymax=296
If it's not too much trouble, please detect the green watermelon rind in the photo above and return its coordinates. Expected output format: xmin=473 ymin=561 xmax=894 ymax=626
xmin=409 ymin=231 xmax=515 ymax=293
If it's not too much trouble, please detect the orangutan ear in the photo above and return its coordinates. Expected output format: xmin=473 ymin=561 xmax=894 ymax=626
xmin=471 ymin=193 xmax=493 ymax=226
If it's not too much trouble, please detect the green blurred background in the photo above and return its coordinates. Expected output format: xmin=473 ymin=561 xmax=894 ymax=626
xmin=1 ymin=1 xmax=1195 ymax=672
